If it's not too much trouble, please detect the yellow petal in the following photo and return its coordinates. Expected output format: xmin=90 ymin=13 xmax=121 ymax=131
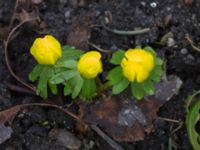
xmin=77 ymin=51 xmax=102 ymax=79
xmin=30 ymin=35 xmax=62 ymax=65
xmin=123 ymin=65 xmax=136 ymax=82
xmin=44 ymin=35 xmax=62 ymax=59
xmin=134 ymin=64 xmax=149 ymax=83
xmin=120 ymin=48 xmax=155 ymax=83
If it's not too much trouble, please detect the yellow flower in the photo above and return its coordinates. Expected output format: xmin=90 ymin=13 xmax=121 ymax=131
xmin=121 ymin=48 xmax=154 ymax=83
xmin=77 ymin=51 xmax=102 ymax=79
xmin=30 ymin=35 xmax=62 ymax=65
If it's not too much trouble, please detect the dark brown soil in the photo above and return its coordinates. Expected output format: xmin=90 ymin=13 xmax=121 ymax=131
xmin=1 ymin=0 xmax=200 ymax=149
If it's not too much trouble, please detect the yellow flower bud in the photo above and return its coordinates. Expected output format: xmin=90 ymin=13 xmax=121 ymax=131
xmin=121 ymin=48 xmax=154 ymax=83
xmin=30 ymin=35 xmax=62 ymax=65
xmin=77 ymin=51 xmax=102 ymax=79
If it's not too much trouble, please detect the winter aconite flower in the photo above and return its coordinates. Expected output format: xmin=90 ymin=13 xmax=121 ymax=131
xmin=77 ymin=51 xmax=102 ymax=79
xmin=121 ymin=48 xmax=154 ymax=83
xmin=30 ymin=35 xmax=62 ymax=65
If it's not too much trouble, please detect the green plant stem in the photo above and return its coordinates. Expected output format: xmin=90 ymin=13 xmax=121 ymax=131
xmin=97 ymin=81 xmax=112 ymax=96
xmin=96 ymin=77 xmax=103 ymax=87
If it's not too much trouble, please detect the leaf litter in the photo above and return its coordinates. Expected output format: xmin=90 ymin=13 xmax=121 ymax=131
xmin=83 ymin=76 xmax=183 ymax=142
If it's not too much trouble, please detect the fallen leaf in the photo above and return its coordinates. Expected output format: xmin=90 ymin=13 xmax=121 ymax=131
xmin=66 ymin=11 xmax=94 ymax=50
xmin=83 ymin=76 xmax=182 ymax=142
xmin=67 ymin=26 xmax=91 ymax=50
xmin=0 ymin=105 xmax=23 ymax=125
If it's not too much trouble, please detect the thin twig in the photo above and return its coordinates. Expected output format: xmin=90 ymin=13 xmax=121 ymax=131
xmin=90 ymin=125 xmax=124 ymax=150
xmin=22 ymin=103 xmax=83 ymax=123
xmin=9 ymin=0 xmax=19 ymax=28
xmin=185 ymin=34 xmax=200 ymax=52
xmin=4 ymin=18 xmax=38 ymax=92
xmin=102 ymin=22 xmax=150 ymax=36
xmin=7 ymin=84 xmax=35 ymax=95
xmin=2 ymin=102 xmax=123 ymax=150
xmin=171 ymin=121 xmax=183 ymax=135
xmin=87 ymin=41 xmax=112 ymax=53
xmin=157 ymin=116 xmax=179 ymax=124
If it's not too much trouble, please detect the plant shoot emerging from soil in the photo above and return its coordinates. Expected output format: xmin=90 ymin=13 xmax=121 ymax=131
xmin=29 ymin=35 xmax=163 ymax=100
xmin=107 ymin=47 xmax=163 ymax=100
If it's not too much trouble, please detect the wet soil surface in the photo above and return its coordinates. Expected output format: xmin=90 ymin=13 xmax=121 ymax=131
xmin=0 ymin=0 xmax=200 ymax=149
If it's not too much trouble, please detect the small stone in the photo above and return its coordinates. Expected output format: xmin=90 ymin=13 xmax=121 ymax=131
xmin=167 ymin=38 xmax=175 ymax=47
xmin=141 ymin=1 xmax=146 ymax=6
xmin=180 ymin=48 xmax=188 ymax=55
xmin=0 ymin=123 xmax=13 ymax=144
xmin=187 ymin=54 xmax=195 ymax=61
xmin=64 ymin=10 xmax=71 ymax=19
xmin=104 ymin=17 xmax=110 ymax=24
xmin=150 ymin=2 xmax=157 ymax=8
xmin=89 ymin=140 xmax=95 ymax=148
xmin=49 ymin=128 xmax=81 ymax=150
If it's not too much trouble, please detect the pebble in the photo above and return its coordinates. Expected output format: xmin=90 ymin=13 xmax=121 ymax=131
xmin=141 ymin=1 xmax=146 ymax=6
xmin=180 ymin=48 xmax=188 ymax=55
xmin=150 ymin=2 xmax=157 ymax=8
xmin=167 ymin=38 xmax=175 ymax=47
xmin=0 ymin=123 xmax=13 ymax=144
xmin=64 ymin=10 xmax=71 ymax=19
xmin=187 ymin=54 xmax=195 ymax=61
xmin=49 ymin=128 xmax=81 ymax=150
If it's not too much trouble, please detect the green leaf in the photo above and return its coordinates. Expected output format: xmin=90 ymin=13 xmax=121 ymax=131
xmin=37 ymin=66 xmax=52 ymax=99
xmin=62 ymin=45 xmax=84 ymax=59
xmin=135 ymin=45 xmax=142 ymax=48
xmin=80 ymin=79 xmax=96 ymax=99
xmin=186 ymin=97 xmax=200 ymax=150
xmin=63 ymin=83 xmax=72 ymax=96
xmin=131 ymin=82 xmax=145 ymax=100
xmin=50 ymin=70 xmax=78 ymax=84
xmin=112 ymin=78 xmax=129 ymax=94
xmin=69 ymin=74 xmax=84 ymax=99
xmin=143 ymin=46 xmax=156 ymax=55
xmin=29 ymin=64 xmax=44 ymax=82
xmin=142 ymin=79 xmax=155 ymax=95
xmin=48 ymin=82 xmax=58 ymax=95
xmin=155 ymin=57 xmax=163 ymax=66
xmin=107 ymin=66 xmax=123 ymax=85
xmin=55 ymin=60 xmax=77 ymax=69
xmin=149 ymin=66 xmax=163 ymax=82
xmin=110 ymin=50 xmax=125 ymax=65
xmin=154 ymin=65 xmax=163 ymax=76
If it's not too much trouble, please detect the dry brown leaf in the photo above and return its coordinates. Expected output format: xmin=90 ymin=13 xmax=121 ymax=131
xmin=83 ymin=76 xmax=182 ymax=142
xmin=0 ymin=105 xmax=23 ymax=125
xmin=66 ymin=11 xmax=95 ymax=50
xmin=67 ymin=26 xmax=91 ymax=50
